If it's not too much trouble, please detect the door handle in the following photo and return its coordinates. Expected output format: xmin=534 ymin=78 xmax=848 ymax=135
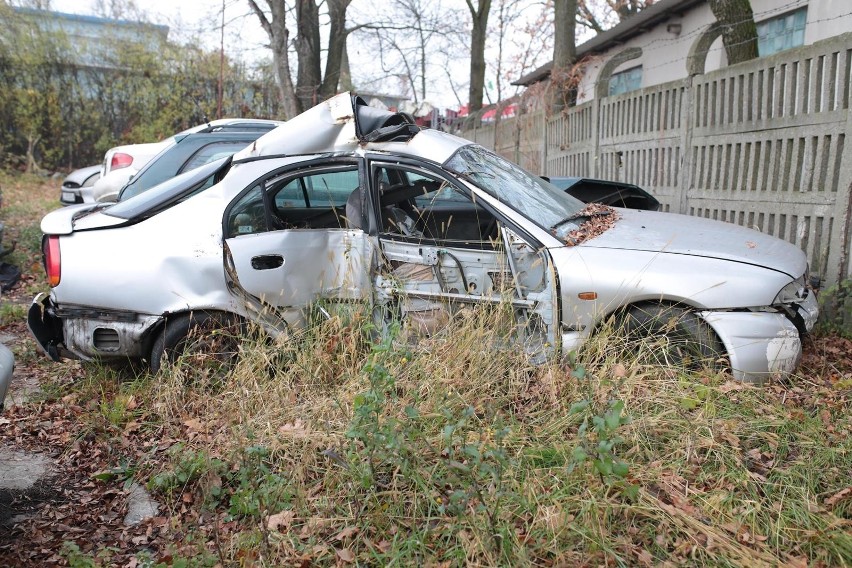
xmin=251 ymin=254 xmax=284 ymax=270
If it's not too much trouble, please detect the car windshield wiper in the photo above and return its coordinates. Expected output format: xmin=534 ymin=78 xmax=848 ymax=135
xmin=566 ymin=208 xmax=612 ymax=221
xmin=551 ymin=207 xmax=612 ymax=230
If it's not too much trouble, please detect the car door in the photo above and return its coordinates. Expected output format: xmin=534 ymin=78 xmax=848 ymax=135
xmin=223 ymin=159 xmax=375 ymax=328
xmin=369 ymin=159 xmax=559 ymax=356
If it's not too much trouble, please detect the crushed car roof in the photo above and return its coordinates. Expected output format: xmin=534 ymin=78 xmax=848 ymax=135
xmin=233 ymin=92 xmax=471 ymax=164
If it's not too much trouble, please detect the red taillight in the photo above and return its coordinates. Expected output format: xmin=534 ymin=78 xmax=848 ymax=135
xmin=110 ymin=152 xmax=133 ymax=170
xmin=44 ymin=235 xmax=61 ymax=287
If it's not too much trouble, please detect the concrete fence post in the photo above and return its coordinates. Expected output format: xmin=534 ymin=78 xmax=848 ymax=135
xmin=679 ymin=80 xmax=695 ymax=215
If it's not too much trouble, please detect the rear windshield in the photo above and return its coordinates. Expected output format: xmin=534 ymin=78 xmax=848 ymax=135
xmin=104 ymin=157 xmax=230 ymax=220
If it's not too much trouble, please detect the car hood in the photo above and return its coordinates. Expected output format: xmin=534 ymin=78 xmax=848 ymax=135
xmin=579 ymin=209 xmax=806 ymax=278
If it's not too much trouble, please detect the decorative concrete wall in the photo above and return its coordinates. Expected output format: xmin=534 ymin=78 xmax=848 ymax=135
xmin=459 ymin=32 xmax=852 ymax=285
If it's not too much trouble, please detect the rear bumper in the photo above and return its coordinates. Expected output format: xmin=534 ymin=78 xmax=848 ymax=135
xmin=28 ymin=293 xmax=163 ymax=362
xmin=28 ymin=293 xmax=64 ymax=361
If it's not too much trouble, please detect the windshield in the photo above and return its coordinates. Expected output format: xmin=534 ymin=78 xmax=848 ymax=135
xmin=104 ymin=156 xmax=230 ymax=220
xmin=445 ymin=145 xmax=585 ymax=234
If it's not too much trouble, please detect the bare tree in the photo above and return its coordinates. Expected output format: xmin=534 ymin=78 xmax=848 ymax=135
xmin=551 ymin=0 xmax=577 ymax=110
xmin=295 ymin=0 xmax=321 ymax=109
xmin=709 ymin=0 xmax=758 ymax=65
xmin=577 ymin=0 xmax=654 ymax=33
xmin=503 ymin=2 xmax=554 ymax=94
xmin=321 ymin=0 xmax=353 ymax=99
xmin=489 ymin=0 xmax=522 ymax=103
xmin=466 ymin=0 xmax=491 ymax=113
xmin=248 ymin=0 xmax=353 ymax=117
xmin=359 ymin=0 xmax=451 ymax=104
xmin=247 ymin=0 xmax=300 ymax=118
xmin=93 ymin=0 xmax=148 ymax=21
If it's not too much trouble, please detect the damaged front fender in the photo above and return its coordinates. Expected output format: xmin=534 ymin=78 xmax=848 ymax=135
xmin=701 ymin=310 xmax=802 ymax=383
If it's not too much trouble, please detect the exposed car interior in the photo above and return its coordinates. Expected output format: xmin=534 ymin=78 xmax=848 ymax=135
xmin=373 ymin=166 xmax=500 ymax=245
xmin=226 ymin=162 xmax=501 ymax=247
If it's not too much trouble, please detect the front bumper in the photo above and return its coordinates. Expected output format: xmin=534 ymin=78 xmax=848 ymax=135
xmin=702 ymin=291 xmax=818 ymax=383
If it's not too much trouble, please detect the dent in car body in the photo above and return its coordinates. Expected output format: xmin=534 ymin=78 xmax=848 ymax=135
xmin=702 ymin=310 xmax=803 ymax=382
xmin=226 ymin=228 xmax=376 ymax=329
xmin=61 ymin=311 xmax=164 ymax=360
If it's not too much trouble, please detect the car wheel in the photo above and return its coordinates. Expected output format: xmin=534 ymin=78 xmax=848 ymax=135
xmin=149 ymin=311 xmax=242 ymax=378
xmin=617 ymin=303 xmax=724 ymax=371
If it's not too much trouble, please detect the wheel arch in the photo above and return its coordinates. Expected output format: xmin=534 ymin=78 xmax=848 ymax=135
xmin=144 ymin=308 xmax=245 ymax=362
xmin=590 ymin=298 xmax=726 ymax=349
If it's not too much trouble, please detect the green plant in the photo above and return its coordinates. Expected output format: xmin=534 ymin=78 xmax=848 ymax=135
xmin=149 ymin=444 xmax=226 ymax=496
xmin=92 ymin=458 xmax=136 ymax=489
xmin=438 ymin=404 xmax=514 ymax=556
xmin=228 ymin=445 xmax=293 ymax=519
xmin=345 ymin=323 xmax=416 ymax=489
xmin=567 ymin=355 xmax=633 ymax=493
xmin=60 ymin=541 xmax=96 ymax=568
xmin=0 ymin=302 xmax=26 ymax=326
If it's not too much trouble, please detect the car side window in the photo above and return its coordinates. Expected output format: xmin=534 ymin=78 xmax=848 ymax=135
xmin=226 ymin=184 xmax=267 ymax=238
xmin=274 ymin=178 xmax=307 ymax=208
xmin=226 ymin=164 xmax=359 ymax=238
xmin=181 ymin=141 xmax=251 ymax=173
xmin=298 ymin=170 xmax=357 ymax=208
xmin=413 ymin=184 xmax=470 ymax=208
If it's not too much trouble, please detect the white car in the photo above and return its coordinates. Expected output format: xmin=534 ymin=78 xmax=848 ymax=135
xmin=28 ymin=93 xmax=818 ymax=382
xmin=87 ymin=119 xmax=283 ymax=203
xmin=87 ymin=140 xmax=171 ymax=203
xmin=60 ymin=165 xmax=101 ymax=205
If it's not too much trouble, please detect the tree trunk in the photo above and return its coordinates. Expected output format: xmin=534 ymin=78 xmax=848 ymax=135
xmin=295 ymin=0 xmax=322 ymax=109
xmin=320 ymin=0 xmax=351 ymax=99
xmin=26 ymin=133 xmax=41 ymax=174
xmin=709 ymin=0 xmax=759 ymax=65
xmin=466 ymin=0 xmax=491 ymax=113
xmin=552 ymin=0 xmax=577 ymax=111
xmin=338 ymin=36 xmax=354 ymax=92
xmin=248 ymin=0 xmax=300 ymax=119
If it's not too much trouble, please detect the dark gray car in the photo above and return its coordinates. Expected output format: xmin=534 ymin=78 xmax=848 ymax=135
xmin=117 ymin=119 xmax=283 ymax=202
xmin=545 ymin=176 xmax=661 ymax=211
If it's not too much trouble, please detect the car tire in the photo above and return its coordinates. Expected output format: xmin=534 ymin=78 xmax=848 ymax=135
xmin=617 ymin=303 xmax=724 ymax=371
xmin=149 ymin=311 xmax=242 ymax=376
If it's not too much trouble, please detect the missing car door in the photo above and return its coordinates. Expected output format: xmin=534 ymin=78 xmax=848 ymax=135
xmin=370 ymin=161 xmax=558 ymax=355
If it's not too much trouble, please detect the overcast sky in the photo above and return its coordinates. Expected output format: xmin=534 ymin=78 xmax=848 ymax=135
xmin=48 ymin=0 xmax=555 ymax=109
xmin=51 ymin=0 xmax=270 ymax=67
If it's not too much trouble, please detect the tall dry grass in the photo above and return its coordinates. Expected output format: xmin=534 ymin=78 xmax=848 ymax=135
xmin=133 ymin=305 xmax=852 ymax=566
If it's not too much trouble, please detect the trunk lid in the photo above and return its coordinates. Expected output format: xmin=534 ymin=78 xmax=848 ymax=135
xmin=40 ymin=204 xmax=126 ymax=235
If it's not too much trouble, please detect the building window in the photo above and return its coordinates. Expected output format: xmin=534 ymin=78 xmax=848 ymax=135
xmin=608 ymin=66 xmax=642 ymax=96
xmin=758 ymin=7 xmax=807 ymax=56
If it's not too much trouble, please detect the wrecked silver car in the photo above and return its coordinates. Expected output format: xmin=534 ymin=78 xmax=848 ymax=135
xmin=28 ymin=93 xmax=818 ymax=382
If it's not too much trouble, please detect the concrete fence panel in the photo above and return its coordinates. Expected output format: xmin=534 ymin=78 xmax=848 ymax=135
xmin=456 ymin=32 xmax=852 ymax=285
